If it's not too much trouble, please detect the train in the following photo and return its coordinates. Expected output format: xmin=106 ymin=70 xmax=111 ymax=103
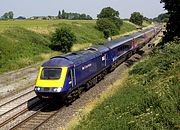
xmin=34 ymin=24 xmax=162 ymax=103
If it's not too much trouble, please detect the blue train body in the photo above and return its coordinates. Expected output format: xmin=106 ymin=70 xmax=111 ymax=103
xmin=34 ymin=24 xmax=162 ymax=101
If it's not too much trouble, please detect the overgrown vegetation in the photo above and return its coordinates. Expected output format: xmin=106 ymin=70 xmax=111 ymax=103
xmin=73 ymin=40 xmax=180 ymax=130
xmin=50 ymin=27 xmax=76 ymax=53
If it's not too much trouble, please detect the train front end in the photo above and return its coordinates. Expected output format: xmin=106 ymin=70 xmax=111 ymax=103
xmin=34 ymin=57 xmax=73 ymax=101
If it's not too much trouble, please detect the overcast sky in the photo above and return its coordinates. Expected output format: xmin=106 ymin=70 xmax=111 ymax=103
xmin=0 ymin=0 xmax=165 ymax=19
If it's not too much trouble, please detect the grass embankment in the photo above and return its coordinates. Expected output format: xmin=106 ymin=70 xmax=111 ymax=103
xmin=0 ymin=27 xmax=58 ymax=73
xmin=0 ymin=20 xmax=137 ymax=73
xmin=72 ymin=40 xmax=180 ymax=130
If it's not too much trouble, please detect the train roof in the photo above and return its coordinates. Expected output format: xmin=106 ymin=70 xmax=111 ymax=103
xmin=104 ymin=36 xmax=133 ymax=49
xmin=86 ymin=45 xmax=109 ymax=53
xmin=130 ymin=31 xmax=144 ymax=38
xmin=141 ymin=27 xmax=154 ymax=34
xmin=42 ymin=57 xmax=73 ymax=67
xmin=42 ymin=49 xmax=102 ymax=67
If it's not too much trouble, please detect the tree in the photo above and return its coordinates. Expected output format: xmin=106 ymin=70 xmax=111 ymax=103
xmin=96 ymin=7 xmax=123 ymax=38
xmin=96 ymin=18 xmax=119 ymax=38
xmin=57 ymin=10 xmax=92 ymax=20
xmin=1 ymin=11 xmax=14 ymax=20
xmin=61 ymin=9 xmax=66 ymax=19
xmin=58 ymin=10 xmax=61 ymax=19
xmin=51 ymin=27 xmax=76 ymax=53
xmin=8 ymin=11 xmax=14 ymax=19
xmin=129 ymin=12 xmax=143 ymax=26
xmin=97 ymin=7 xmax=119 ymax=19
xmin=160 ymin=0 xmax=180 ymax=42
xmin=153 ymin=13 xmax=169 ymax=23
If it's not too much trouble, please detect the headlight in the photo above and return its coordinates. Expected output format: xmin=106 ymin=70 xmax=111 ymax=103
xmin=34 ymin=87 xmax=41 ymax=91
xmin=56 ymin=88 xmax=62 ymax=92
xmin=53 ymin=88 xmax=62 ymax=92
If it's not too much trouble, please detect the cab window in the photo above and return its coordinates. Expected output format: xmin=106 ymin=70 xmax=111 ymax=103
xmin=41 ymin=68 xmax=62 ymax=80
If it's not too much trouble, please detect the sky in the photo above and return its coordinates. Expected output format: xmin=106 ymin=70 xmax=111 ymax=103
xmin=0 ymin=0 xmax=165 ymax=19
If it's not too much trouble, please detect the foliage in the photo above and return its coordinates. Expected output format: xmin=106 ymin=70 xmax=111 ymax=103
xmin=96 ymin=18 xmax=119 ymax=38
xmin=51 ymin=27 xmax=76 ymax=53
xmin=57 ymin=9 xmax=92 ymax=20
xmin=1 ymin=11 xmax=14 ymax=20
xmin=130 ymin=12 xmax=144 ymax=26
xmin=73 ymin=40 xmax=180 ymax=130
xmin=97 ymin=7 xmax=119 ymax=19
xmin=0 ymin=27 xmax=52 ymax=73
xmin=143 ymin=17 xmax=152 ymax=24
xmin=160 ymin=0 xmax=180 ymax=42
xmin=153 ymin=13 xmax=170 ymax=23
xmin=57 ymin=10 xmax=61 ymax=19
xmin=96 ymin=7 xmax=123 ymax=38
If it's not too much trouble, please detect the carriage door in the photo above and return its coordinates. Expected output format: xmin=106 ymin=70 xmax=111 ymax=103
xmin=102 ymin=54 xmax=107 ymax=67
xmin=70 ymin=66 xmax=76 ymax=88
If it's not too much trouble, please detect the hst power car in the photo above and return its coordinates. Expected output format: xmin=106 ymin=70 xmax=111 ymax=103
xmin=34 ymin=24 xmax=162 ymax=102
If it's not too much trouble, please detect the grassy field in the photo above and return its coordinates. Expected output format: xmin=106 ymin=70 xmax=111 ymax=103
xmin=0 ymin=20 xmax=96 ymax=29
xmin=0 ymin=20 xmax=138 ymax=73
xmin=0 ymin=27 xmax=59 ymax=73
xmin=71 ymin=40 xmax=180 ymax=130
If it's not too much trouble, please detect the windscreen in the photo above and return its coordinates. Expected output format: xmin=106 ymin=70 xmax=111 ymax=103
xmin=41 ymin=68 xmax=62 ymax=80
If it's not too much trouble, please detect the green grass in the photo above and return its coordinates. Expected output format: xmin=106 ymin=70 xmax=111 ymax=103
xmin=0 ymin=20 xmax=138 ymax=73
xmin=72 ymin=40 xmax=180 ymax=130
xmin=119 ymin=21 xmax=137 ymax=35
xmin=0 ymin=27 xmax=54 ymax=73
xmin=0 ymin=20 xmax=96 ymax=29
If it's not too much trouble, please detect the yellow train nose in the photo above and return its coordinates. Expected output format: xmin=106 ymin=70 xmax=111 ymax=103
xmin=35 ymin=67 xmax=68 ymax=88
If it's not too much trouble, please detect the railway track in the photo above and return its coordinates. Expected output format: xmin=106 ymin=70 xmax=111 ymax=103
xmin=0 ymin=89 xmax=34 ymax=108
xmin=0 ymin=88 xmax=40 ymax=129
xmin=0 ymin=87 xmax=63 ymax=130
xmin=10 ymin=103 xmax=64 ymax=130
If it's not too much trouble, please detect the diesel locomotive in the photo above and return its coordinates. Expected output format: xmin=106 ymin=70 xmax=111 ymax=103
xmin=34 ymin=24 xmax=162 ymax=102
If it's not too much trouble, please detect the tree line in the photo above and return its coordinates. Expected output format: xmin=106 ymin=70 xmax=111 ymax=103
xmin=0 ymin=10 xmax=92 ymax=20
xmin=57 ymin=10 xmax=92 ymax=20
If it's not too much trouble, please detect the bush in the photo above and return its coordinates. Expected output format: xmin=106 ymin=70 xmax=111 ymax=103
xmin=96 ymin=18 xmax=119 ymax=38
xmin=51 ymin=27 xmax=76 ymax=53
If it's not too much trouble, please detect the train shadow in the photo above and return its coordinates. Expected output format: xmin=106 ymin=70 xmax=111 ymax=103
xmin=136 ymin=50 xmax=145 ymax=55
xmin=125 ymin=50 xmax=145 ymax=67
xmin=27 ymin=97 xmax=64 ymax=112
